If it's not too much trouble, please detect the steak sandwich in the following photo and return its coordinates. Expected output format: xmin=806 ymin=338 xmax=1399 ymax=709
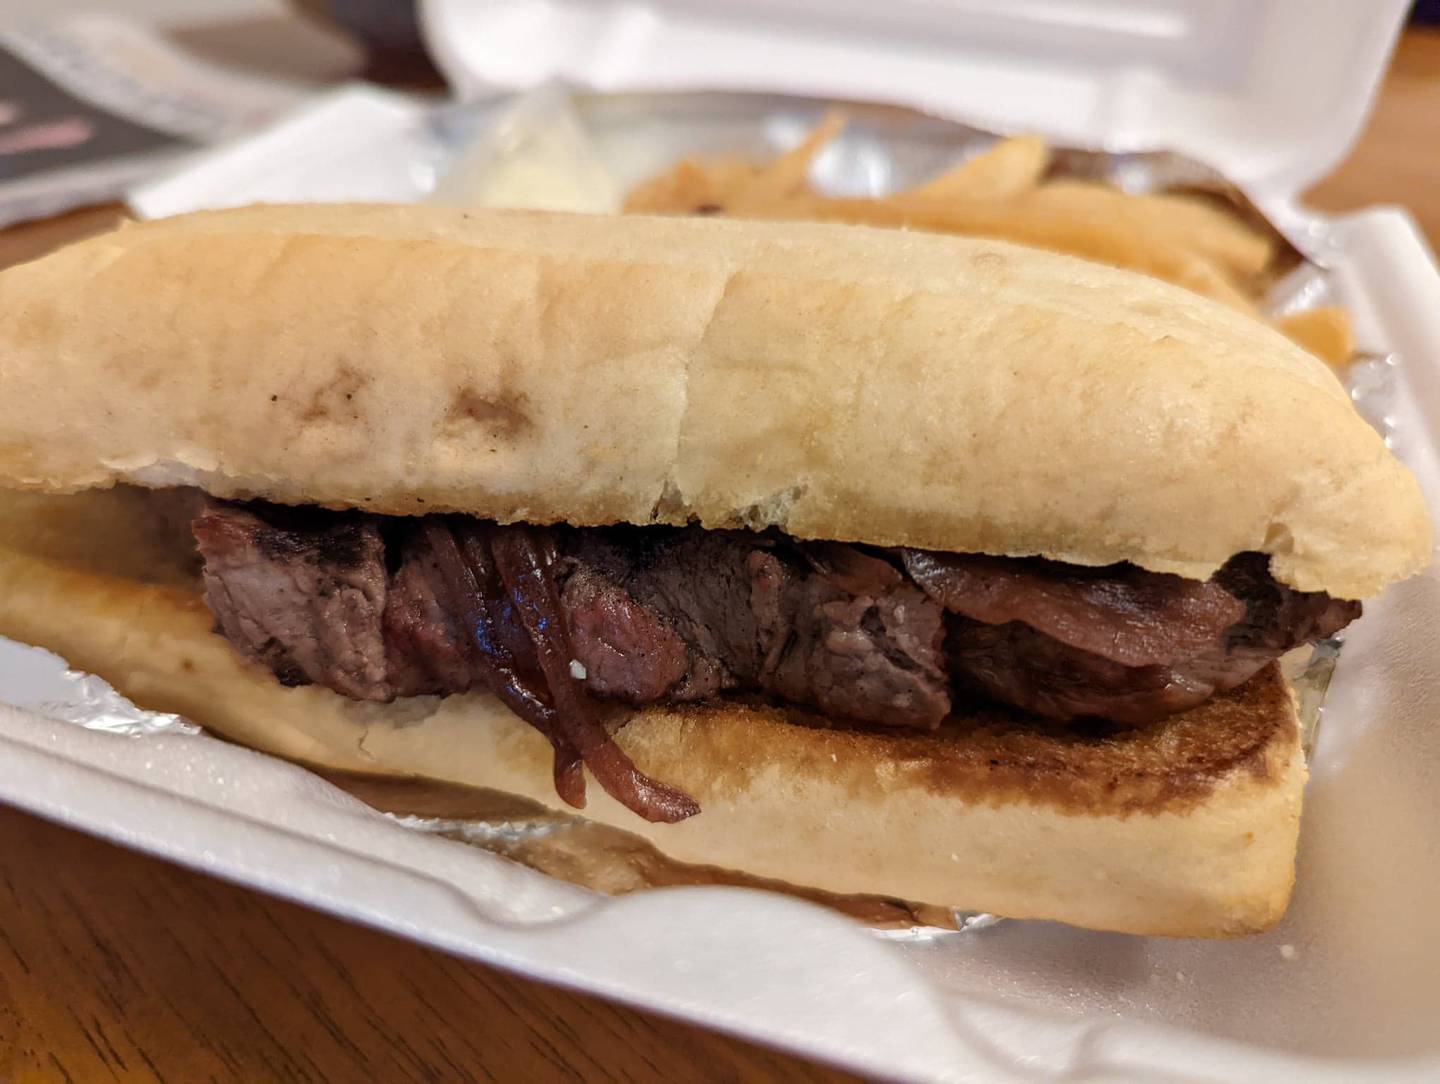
xmin=0 ymin=205 xmax=1428 ymax=936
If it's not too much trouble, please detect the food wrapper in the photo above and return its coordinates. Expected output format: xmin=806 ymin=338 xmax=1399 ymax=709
xmin=5 ymin=84 xmax=1440 ymax=1080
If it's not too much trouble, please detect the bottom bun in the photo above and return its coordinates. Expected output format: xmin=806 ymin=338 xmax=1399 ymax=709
xmin=0 ymin=488 xmax=1304 ymax=937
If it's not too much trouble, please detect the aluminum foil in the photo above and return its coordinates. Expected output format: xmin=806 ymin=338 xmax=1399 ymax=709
xmin=0 ymin=637 xmax=198 ymax=737
xmin=9 ymin=86 xmax=1366 ymax=938
xmin=318 ymin=771 xmax=999 ymax=934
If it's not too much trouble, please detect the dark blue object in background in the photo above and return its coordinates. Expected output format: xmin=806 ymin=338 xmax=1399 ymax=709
xmin=1413 ymin=0 xmax=1440 ymax=25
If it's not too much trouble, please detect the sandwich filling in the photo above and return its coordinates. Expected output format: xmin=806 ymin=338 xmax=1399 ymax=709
xmin=190 ymin=500 xmax=1357 ymax=822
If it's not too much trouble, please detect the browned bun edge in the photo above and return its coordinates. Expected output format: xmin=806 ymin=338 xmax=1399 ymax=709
xmin=0 ymin=489 xmax=1304 ymax=937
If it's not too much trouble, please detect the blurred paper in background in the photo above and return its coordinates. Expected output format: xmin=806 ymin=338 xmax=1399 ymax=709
xmin=0 ymin=14 xmax=321 ymax=227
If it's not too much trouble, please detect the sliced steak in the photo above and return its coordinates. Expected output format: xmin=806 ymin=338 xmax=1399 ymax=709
xmin=558 ymin=530 xmax=951 ymax=727
xmin=559 ymin=528 xmax=764 ymax=699
xmin=561 ymin=558 xmax=690 ymax=701
xmin=1178 ymin=553 xmax=1362 ymax=696
xmin=756 ymin=550 xmax=951 ymax=729
xmin=901 ymin=550 xmax=1244 ymax=666
xmin=1215 ymin=553 xmax=1362 ymax=655
xmin=382 ymin=521 xmax=478 ymax=697
xmin=192 ymin=501 xmax=392 ymax=700
xmin=931 ymin=552 xmax=1360 ymax=724
xmin=949 ymin=619 xmax=1217 ymax=723
xmin=191 ymin=501 xmax=1359 ymax=732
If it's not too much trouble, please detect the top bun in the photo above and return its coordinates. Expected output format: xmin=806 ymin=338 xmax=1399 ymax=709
xmin=0 ymin=204 xmax=1427 ymax=597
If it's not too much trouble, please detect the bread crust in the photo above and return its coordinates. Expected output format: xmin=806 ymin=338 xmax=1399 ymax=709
xmin=0 ymin=205 xmax=1426 ymax=597
xmin=0 ymin=488 xmax=1305 ymax=937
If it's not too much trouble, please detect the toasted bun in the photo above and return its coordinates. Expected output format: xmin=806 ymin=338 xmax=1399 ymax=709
xmin=0 ymin=204 xmax=1427 ymax=597
xmin=0 ymin=488 xmax=1304 ymax=937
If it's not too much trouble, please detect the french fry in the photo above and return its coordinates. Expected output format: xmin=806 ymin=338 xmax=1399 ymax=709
xmin=1275 ymin=307 xmax=1356 ymax=367
xmin=904 ymin=135 xmax=1050 ymax=202
xmin=622 ymin=113 xmax=846 ymax=214
xmin=619 ymin=125 xmax=1328 ymax=338
xmin=622 ymin=157 xmax=766 ymax=214
xmin=622 ymin=159 xmax=720 ymax=214
xmin=743 ymin=111 xmax=848 ymax=200
xmin=728 ymin=193 xmax=1259 ymax=313
xmin=1018 ymin=180 xmax=1276 ymax=279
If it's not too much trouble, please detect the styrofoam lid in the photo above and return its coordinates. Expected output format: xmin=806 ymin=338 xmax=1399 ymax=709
xmin=422 ymin=0 xmax=1410 ymax=200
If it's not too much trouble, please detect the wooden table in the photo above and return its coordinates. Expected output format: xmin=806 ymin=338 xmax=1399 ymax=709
xmin=1306 ymin=29 xmax=1440 ymax=244
xmin=2 ymin=29 xmax=1438 ymax=1084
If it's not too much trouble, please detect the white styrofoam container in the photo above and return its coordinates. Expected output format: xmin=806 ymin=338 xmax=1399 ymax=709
xmin=423 ymin=0 xmax=1410 ymax=213
xmin=10 ymin=2 xmax=1440 ymax=1080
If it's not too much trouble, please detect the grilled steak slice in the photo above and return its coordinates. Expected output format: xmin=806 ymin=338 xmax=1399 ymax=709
xmin=1215 ymin=553 xmax=1362 ymax=657
xmin=921 ymin=552 xmax=1359 ymax=723
xmin=558 ymin=528 xmax=762 ymax=701
xmin=900 ymin=551 xmax=1244 ymax=666
xmin=560 ymin=557 xmax=691 ymax=702
xmin=558 ymin=529 xmax=952 ymax=727
xmin=191 ymin=500 xmax=1359 ymax=729
xmin=192 ymin=502 xmax=392 ymax=700
xmin=754 ymin=549 xmax=951 ymax=729
xmin=382 ymin=520 xmax=478 ymax=697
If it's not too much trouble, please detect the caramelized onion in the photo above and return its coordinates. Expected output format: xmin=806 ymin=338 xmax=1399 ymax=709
xmin=488 ymin=524 xmax=700 ymax=824
xmin=420 ymin=518 xmax=698 ymax=822
xmin=421 ymin=520 xmax=585 ymax=806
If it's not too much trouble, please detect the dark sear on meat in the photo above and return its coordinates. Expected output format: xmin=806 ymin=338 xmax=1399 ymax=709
xmin=192 ymin=500 xmax=1360 ymax=820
